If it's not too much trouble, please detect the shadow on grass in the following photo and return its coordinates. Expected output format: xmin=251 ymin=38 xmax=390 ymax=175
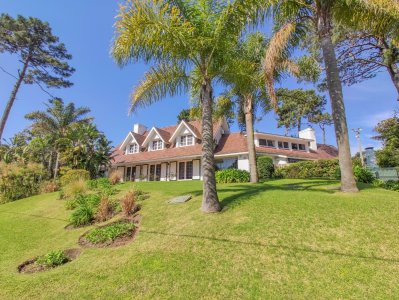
xmin=141 ymin=230 xmax=399 ymax=263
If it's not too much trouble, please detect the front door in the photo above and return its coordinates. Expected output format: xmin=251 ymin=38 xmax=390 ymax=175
xmin=149 ymin=165 xmax=155 ymax=181
xmin=178 ymin=161 xmax=193 ymax=180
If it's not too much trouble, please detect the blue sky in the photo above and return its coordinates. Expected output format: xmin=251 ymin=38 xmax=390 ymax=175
xmin=1 ymin=1 xmax=398 ymax=153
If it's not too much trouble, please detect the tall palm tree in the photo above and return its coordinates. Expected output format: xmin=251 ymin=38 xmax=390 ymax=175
xmin=220 ymin=32 xmax=271 ymax=183
xmin=25 ymin=98 xmax=91 ymax=178
xmin=112 ymin=0 xmax=269 ymax=212
xmin=263 ymin=0 xmax=399 ymax=192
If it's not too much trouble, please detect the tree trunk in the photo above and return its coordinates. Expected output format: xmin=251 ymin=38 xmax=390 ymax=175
xmin=317 ymin=7 xmax=358 ymax=192
xmin=297 ymin=119 xmax=301 ymax=136
xmin=387 ymin=63 xmax=399 ymax=101
xmin=243 ymin=95 xmax=258 ymax=183
xmin=0 ymin=58 xmax=30 ymax=141
xmin=200 ymin=77 xmax=221 ymax=212
xmin=321 ymin=126 xmax=326 ymax=144
xmin=54 ymin=151 xmax=60 ymax=179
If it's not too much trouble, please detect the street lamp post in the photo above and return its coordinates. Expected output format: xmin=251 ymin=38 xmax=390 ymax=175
xmin=352 ymin=128 xmax=364 ymax=166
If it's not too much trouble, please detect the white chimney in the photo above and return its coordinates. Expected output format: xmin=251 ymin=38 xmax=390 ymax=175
xmin=133 ymin=123 xmax=147 ymax=135
xmin=299 ymin=127 xmax=317 ymax=151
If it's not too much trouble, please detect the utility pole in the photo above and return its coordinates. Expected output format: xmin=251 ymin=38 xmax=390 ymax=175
xmin=352 ymin=128 xmax=364 ymax=166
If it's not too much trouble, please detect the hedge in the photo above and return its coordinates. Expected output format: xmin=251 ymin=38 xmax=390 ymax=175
xmin=215 ymin=169 xmax=250 ymax=183
xmin=257 ymin=156 xmax=275 ymax=180
xmin=0 ymin=162 xmax=48 ymax=203
xmin=274 ymin=159 xmax=340 ymax=179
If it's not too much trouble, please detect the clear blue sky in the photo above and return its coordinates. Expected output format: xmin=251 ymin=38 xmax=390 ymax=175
xmin=1 ymin=1 xmax=398 ymax=153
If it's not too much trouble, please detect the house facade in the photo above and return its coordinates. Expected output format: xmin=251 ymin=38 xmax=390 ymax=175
xmin=110 ymin=119 xmax=338 ymax=182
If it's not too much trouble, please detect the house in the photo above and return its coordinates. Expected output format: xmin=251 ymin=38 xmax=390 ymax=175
xmin=110 ymin=119 xmax=338 ymax=181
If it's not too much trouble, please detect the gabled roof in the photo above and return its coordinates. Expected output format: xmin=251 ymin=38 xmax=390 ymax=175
xmin=142 ymin=127 xmax=169 ymax=147
xmin=119 ymin=131 xmax=146 ymax=150
xmin=169 ymin=120 xmax=199 ymax=143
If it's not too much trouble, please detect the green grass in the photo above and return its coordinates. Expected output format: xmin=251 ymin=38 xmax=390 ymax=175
xmin=1 ymin=179 xmax=399 ymax=299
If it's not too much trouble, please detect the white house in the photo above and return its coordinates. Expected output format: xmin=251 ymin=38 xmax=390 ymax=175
xmin=110 ymin=119 xmax=338 ymax=181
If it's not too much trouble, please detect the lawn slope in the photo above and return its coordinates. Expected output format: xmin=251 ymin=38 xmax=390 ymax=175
xmin=0 ymin=179 xmax=399 ymax=299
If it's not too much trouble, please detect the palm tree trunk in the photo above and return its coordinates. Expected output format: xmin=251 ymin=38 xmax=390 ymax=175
xmin=54 ymin=151 xmax=60 ymax=179
xmin=0 ymin=58 xmax=30 ymax=141
xmin=200 ymin=77 xmax=221 ymax=213
xmin=243 ymin=95 xmax=258 ymax=183
xmin=387 ymin=63 xmax=399 ymax=101
xmin=317 ymin=7 xmax=358 ymax=192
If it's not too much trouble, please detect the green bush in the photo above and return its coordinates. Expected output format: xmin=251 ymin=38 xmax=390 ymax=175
xmin=85 ymin=222 xmax=135 ymax=244
xmin=61 ymin=180 xmax=88 ymax=199
xmin=353 ymin=166 xmax=375 ymax=183
xmin=274 ymin=159 xmax=340 ymax=179
xmin=215 ymin=169 xmax=250 ymax=183
xmin=35 ymin=250 xmax=69 ymax=267
xmin=0 ymin=162 xmax=48 ymax=203
xmin=384 ymin=180 xmax=399 ymax=191
xmin=257 ymin=156 xmax=274 ymax=180
xmin=87 ymin=178 xmax=116 ymax=197
xmin=70 ymin=205 xmax=94 ymax=227
xmin=60 ymin=169 xmax=90 ymax=186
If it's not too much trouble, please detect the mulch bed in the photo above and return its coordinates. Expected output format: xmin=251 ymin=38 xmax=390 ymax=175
xmin=17 ymin=248 xmax=81 ymax=274
xmin=78 ymin=214 xmax=142 ymax=248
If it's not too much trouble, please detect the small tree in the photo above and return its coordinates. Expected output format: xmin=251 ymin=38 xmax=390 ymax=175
xmin=309 ymin=112 xmax=333 ymax=145
xmin=0 ymin=14 xmax=75 ymax=141
xmin=373 ymin=115 xmax=399 ymax=167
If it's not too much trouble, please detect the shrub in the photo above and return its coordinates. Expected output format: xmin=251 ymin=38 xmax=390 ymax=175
xmin=257 ymin=156 xmax=275 ymax=180
xmin=61 ymin=180 xmax=88 ymax=199
xmin=60 ymin=169 xmax=90 ymax=186
xmin=35 ymin=250 xmax=69 ymax=267
xmin=121 ymin=191 xmax=135 ymax=216
xmin=40 ymin=180 xmax=60 ymax=194
xmin=87 ymin=178 xmax=112 ymax=190
xmin=215 ymin=169 xmax=250 ymax=183
xmin=85 ymin=222 xmax=135 ymax=244
xmin=109 ymin=172 xmax=121 ymax=185
xmin=275 ymin=159 xmax=340 ymax=179
xmin=353 ymin=166 xmax=375 ymax=183
xmin=96 ymin=197 xmax=112 ymax=222
xmin=134 ymin=189 xmax=150 ymax=201
xmin=384 ymin=180 xmax=399 ymax=191
xmin=70 ymin=205 xmax=94 ymax=227
xmin=0 ymin=162 xmax=48 ymax=203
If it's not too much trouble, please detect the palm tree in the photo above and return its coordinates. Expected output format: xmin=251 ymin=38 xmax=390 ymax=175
xmin=111 ymin=0 xmax=269 ymax=212
xmin=25 ymin=98 xmax=91 ymax=178
xmin=220 ymin=33 xmax=271 ymax=183
xmin=263 ymin=0 xmax=399 ymax=192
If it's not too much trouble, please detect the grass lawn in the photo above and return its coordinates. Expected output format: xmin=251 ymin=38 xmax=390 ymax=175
xmin=1 ymin=179 xmax=399 ymax=299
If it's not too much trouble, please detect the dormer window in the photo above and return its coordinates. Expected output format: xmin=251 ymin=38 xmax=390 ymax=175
xmin=180 ymin=134 xmax=194 ymax=146
xmin=128 ymin=143 xmax=139 ymax=154
xmin=152 ymin=140 xmax=163 ymax=151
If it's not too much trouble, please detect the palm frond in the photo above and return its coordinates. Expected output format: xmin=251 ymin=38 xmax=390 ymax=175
xmin=130 ymin=62 xmax=189 ymax=113
xmin=112 ymin=0 xmax=196 ymax=66
xmin=263 ymin=22 xmax=296 ymax=108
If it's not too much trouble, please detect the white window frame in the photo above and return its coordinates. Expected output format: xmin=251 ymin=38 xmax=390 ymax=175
xmin=180 ymin=134 xmax=194 ymax=147
xmin=128 ymin=143 xmax=139 ymax=154
xmin=151 ymin=139 xmax=163 ymax=151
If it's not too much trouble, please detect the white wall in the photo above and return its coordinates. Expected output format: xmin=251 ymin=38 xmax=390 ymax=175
xmin=169 ymin=162 xmax=177 ymax=180
xmin=160 ymin=163 xmax=167 ymax=181
xmin=299 ymin=128 xmax=317 ymax=150
xmin=237 ymin=155 xmax=249 ymax=171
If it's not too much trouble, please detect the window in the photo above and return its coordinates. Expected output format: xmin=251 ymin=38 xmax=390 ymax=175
xmin=128 ymin=143 xmax=139 ymax=154
xmin=152 ymin=140 xmax=163 ymax=150
xmin=259 ymin=139 xmax=275 ymax=147
xmin=215 ymin=158 xmax=238 ymax=170
xmin=186 ymin=161 xmax=193 ymax=179
xmin=278 ymin=141 xmax=289 ymax=149
xmin=298 ymin=144 xmax=306 ymax=151
xmin=180 ymin=134 xmax=194 ymax=146
xmin=178 ymin=161 xmax=193 ymax=179
xmin=292 ymin=143 xmax=298 ymax=150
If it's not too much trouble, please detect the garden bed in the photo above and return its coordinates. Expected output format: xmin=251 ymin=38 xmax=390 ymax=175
xmin=78 ymin=214 xmax=141 ymax=248
xmin=18 ymin=248 xmax=81 ymax=274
